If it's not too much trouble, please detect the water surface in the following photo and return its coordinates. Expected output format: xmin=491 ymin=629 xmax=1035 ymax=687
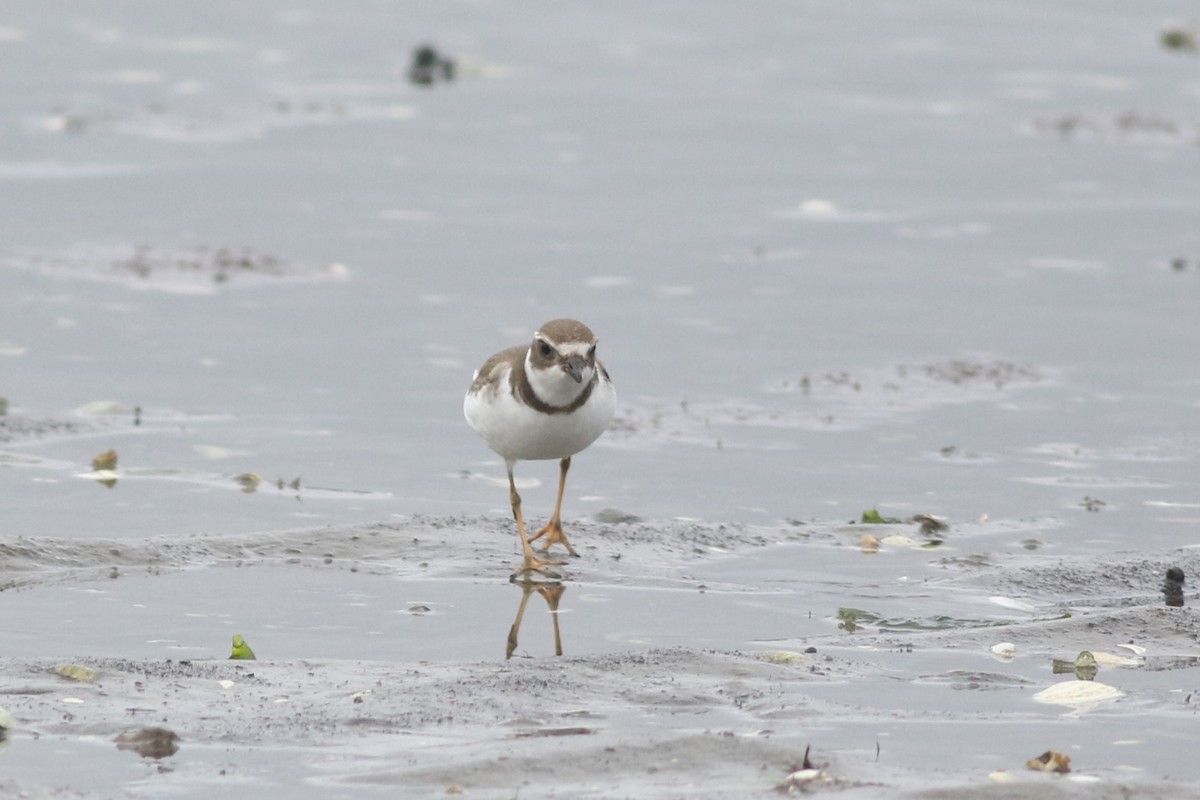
xmin=2 ymin=1 xmax=1199 ymax=797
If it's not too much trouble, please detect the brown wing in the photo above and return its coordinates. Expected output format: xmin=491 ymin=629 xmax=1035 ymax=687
xmin=468 ymin=345 xmax=525 ymax=397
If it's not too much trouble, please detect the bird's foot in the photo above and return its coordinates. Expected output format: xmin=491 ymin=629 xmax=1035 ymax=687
xmin=510 ymin=552 xmax=567 ymax=582
xmin=530 ymin=520 xmax=579 ymax=558
xmin=510 ymin=578 xmax=567 ymax=607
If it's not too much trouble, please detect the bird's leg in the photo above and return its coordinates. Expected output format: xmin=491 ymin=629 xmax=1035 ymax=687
xmin=506 ymin=579 xmax=537 ymax=659
xmin=506 ymin=580 xmax=566 ymax=659
xmin=507 ymin=460 xmax=564 ymax=580
xmin=539 ymin=583 xmax=566 ymax=656
xmin=529 ymin=456 xmax=578 ymax=557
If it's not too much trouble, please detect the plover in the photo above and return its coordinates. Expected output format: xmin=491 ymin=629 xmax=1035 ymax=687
xmin=464 ymin=319 xmax=616 ymax=578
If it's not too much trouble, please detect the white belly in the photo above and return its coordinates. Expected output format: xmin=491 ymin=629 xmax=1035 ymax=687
xmin=464 ymin=378 xmax=616 ymax=461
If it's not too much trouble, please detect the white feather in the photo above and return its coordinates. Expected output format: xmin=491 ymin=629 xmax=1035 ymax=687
xmin=464 ymin=359 xmax=616 ymax=462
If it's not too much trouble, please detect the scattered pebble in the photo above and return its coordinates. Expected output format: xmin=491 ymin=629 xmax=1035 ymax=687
xmin=114 ymin=727 xmax=180 ymax=759
xmin=1025 ymin=750 xmax=1071 ymax=773
xmin=1052 ymin=650 xmax=1098 ymax=679
xmin=592 ymin=507 xmax=641 ymax=524
xmin=54 ymin=664 xmax=98 ymax=682
xmin=1163 ymin=566 xmax=1186 ymax=607
xmin=914 ymin=514 xmax=948 ymax=536
xmin=91 ymin=449 xmax=118 ymax=471
xmin=990 ymin=642 xmax=1016 ymax=659
xmin=1032 ymin=680 xmax=1124 ymax=712
xmin=1161 ymin=26 xmax=1199 ymax=52
xmin=408 ymin=44 xmax=456 ymax=86
xmin=236 ymin=473 xmax=263 ymax=493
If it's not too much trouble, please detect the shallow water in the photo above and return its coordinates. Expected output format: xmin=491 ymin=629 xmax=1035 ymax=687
xmin=2 ymin=565 xmax=823 ymax=662
xmin=2 ymin=1 xmax=1200 ymax=797
xmin=3 ymin=0 xmax=1198 ymax=538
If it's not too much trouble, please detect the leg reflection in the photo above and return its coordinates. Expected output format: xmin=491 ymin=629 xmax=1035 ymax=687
xmin=506 ymin=579 xmax=566 ymax=660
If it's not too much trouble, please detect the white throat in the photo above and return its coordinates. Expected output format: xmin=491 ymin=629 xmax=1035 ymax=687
xmin=525 ymin=350 xmax=593 ymax=406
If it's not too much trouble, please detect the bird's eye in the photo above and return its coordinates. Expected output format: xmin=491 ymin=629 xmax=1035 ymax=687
xmin=538 ymin=340 xmax=553 ymax=357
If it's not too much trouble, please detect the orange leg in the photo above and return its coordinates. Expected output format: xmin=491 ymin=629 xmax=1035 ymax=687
xmin=528 ymin=456 xmax=579 ymax=557
xmin=506 ymin=580 xmax=536 ymax=659
xmin=542 ymin=583 xmax=565 ymax=656
xmin=507 ymin=460 xmax=564 ymax=580
xmin=506 ymin=579 xmax=566 ymax=659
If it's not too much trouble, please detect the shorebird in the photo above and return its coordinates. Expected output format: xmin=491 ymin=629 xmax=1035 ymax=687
xmin=464 ymin=319 xmax=616 ymax=578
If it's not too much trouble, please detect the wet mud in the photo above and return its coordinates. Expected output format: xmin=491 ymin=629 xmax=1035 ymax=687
xmin=606 ymin=357 xmax=1048 ymax=448
xmin=2 ymin=516 xmax=1199 ymax=798
xmin=3 ymin=244 xmax=349 ymax=294
xmin=4 ymin=1 xmax=1200 ymax=797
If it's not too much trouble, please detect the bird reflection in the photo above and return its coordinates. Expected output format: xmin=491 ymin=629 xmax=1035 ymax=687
xmin=507 ymin=579 xmax=566 ymax=659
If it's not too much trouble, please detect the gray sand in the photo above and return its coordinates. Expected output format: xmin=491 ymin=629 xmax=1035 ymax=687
xmin=3 ymin=516 xmax=1200 ymax=798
